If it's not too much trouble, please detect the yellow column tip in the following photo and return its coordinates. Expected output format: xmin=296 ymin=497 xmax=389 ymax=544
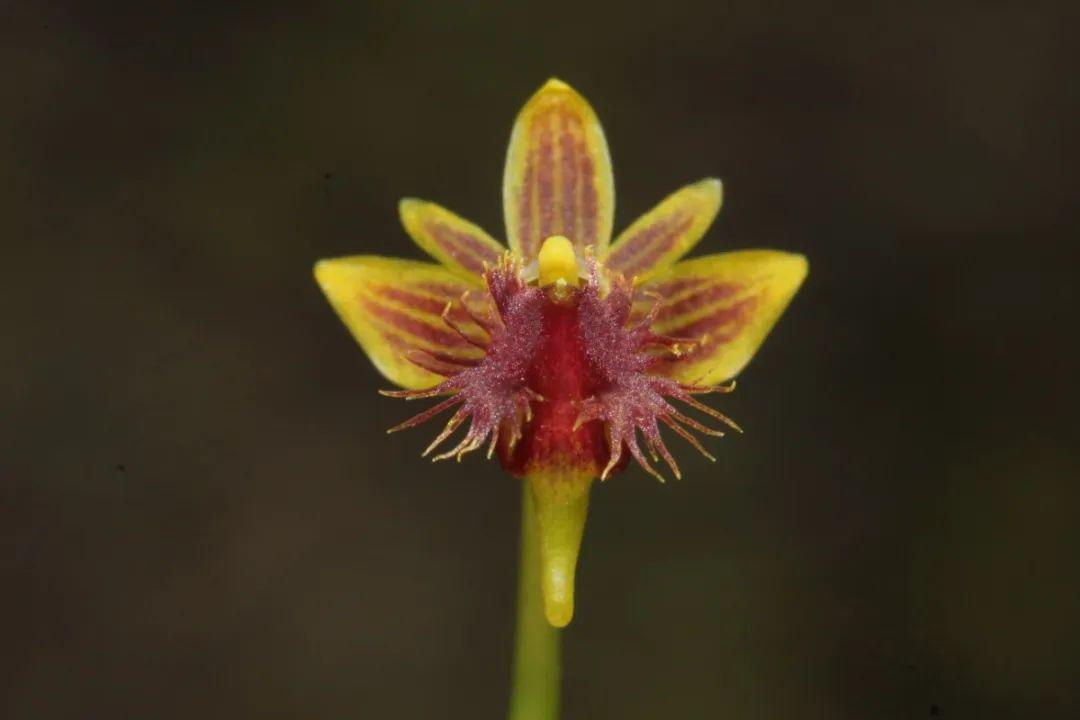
xmin=537 ymin=235 xmax=578 ymax=288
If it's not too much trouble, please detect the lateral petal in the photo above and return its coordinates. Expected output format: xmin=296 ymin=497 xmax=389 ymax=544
xmin=640 ymin=251 xmax=808 ymax=385
xmin=399 ymin=199 xmax=506 ymax=281
xmin=313 ymin=256 xmax=490 ymax=390
xmin=603 ymin=178 xmax=722 ymax=283
xmin=503 ymin=78 xmax=615 ymax=262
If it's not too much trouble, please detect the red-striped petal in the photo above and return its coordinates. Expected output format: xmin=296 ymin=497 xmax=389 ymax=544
xmin=638 ymin=251 xmax=808 ymax=385
xmin=503 ymin=79 xmax=614 ymax=262
xmin=313 ymin=256 xmax=491 ymax=389
xmin=399 ymin=199 xmax=506 ymax=280
xmin=603 ymin=178 xmax=722 ymax=283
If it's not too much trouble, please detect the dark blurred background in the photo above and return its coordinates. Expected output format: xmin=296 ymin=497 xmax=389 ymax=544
xmin=3 ymin=1 xmax=1078 ymax=718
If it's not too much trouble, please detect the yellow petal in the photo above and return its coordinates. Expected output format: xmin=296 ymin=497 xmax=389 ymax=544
xmin=503 ymin=78 xmax=615 ymax=262
xmin=399 ymin=199 xmax=506 ymax=281
xmin=603 ymin=178 xmax=723 ymax=284
xmin=641 ymin=250 xmax=808 ymax=385
xmin=528 ymin=469 xmax=592 ymax=628
xmin=313 ymin=256 xmax=488 ymax=390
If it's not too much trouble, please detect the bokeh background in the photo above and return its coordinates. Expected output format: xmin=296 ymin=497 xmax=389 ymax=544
xmin=3 ymin=1 xmax=1078 ymax=718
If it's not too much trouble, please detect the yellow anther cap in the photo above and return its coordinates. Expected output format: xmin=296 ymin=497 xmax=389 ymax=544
xmin=537 ymin=235 xmax=579 ymax=288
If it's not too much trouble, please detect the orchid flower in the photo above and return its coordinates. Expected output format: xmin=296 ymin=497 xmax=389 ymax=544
xmin=314 ymin=79 xmax=806 ymax=633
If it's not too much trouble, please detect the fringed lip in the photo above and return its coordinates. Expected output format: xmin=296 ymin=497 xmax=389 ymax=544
xmin=380 ymin=255 xmax=746 ymax=484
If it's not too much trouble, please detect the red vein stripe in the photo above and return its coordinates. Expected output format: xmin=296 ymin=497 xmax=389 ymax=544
xmin=606 ymin=213 xmax=694 ymax=279
xmin=378 ymin=286 xmax=453 ymax=316
xmin=654 ymin=283 xmax=743 ymax=324
xmin=628 ymin=277 xmax=736 ymax=325
xmin=650 ymin=296 xmax=760 ymax=377
xmin=360 ymin=298 xmax=476 ymax=351
xmin=415 ymin=281 xmax=474 ymax=298
xmin=423 ymin=221 xmax=503 ymax=276
xmin=559 ymin=113 xmax=579 ymax=243
xmin=378 ymin=286 xmax=487 ymax=340
xmin=536 ymin=114 xmax=555 ymax=246
xmin=659 ymin=296 xmax=759 ymax=341
xmin=646 ymin=276 xmax=711 ymax=298
xmin=355 ymin=279 xmax=488 ymax=362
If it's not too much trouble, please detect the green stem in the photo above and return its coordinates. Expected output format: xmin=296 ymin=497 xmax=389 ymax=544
xmin=508 ymin=482 xmax=561 ymax=720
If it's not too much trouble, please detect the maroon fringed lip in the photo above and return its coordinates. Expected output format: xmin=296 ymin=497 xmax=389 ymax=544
xmin=382 ymin=256 xmax=741 ymax=482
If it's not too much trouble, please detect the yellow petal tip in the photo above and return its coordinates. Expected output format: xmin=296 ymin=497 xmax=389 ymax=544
xmin=780 ymin=252 xmax=810 ymax=288
xmin=700 ymin=177 xmax=724 ymax=204
xmin=397 ymin=198 xmax=421 ymax=234
xmin=541 ymin=77 xmax=571 ymax=92
xmin=695 ymin=177 xmax=724 ymax=213
xmin=312 ymin=257 xmax=338 ymax=287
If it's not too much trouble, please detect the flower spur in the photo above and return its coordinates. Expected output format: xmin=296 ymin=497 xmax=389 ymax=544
xmin=314 ymin=78 xmax=807 ymax=627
